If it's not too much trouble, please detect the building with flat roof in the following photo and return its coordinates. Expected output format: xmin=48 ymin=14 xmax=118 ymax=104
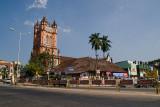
xmin=115 ymin=60 xmax=152 ymax=78
xmin=115 ymin=60 xmax=137 ymax=78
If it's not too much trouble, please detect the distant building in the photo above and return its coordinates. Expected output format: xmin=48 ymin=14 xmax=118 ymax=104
xmin=115 ymin=60 xmax=137 ymax=78
xmin=12 ymin=61 xmax=21 ymax=65
xmin=31 ymin=16 xmax=60 ymax=66
xmin=0 ymin=60 xmax=10 ymax=79
xmin=115 ymin=60 xmax=152 ymax=78
xmin=106 ymin=53 xmax=113 ymax=62
xmin=136 ymin=61 xmax=152 ymax=77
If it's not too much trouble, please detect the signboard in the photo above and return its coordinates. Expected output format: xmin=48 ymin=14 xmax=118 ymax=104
xmin=92 ymin=80 xmax=102 ymax=85
xmin=80 ymin=73 xmax=89 ymax=80
xmin=113 ymin=73 xmax=124 ymax=77
xmin=80 ymin=80 xmax=89 ymax=84
xmin=105 ymin=80 xmax=116 ymax=85
xmin=137 ymin=79 xmax=153 ymax=85
xmin=96 ymin=69 xmax=100 ymax=74
xmin=145 ymin=70 xmax=158 ymax=78
xmin=52 ymin=80 xmax=59 ymax=84
xmin=119 ymin=79 xmax=133 ymax=85
xmin=66 ymin=67 xmax=75 ymax=71
xmin=106 ymin=72 xmax=111 ymax=75
xmin=60 ymin=80 xmax=67 ymax=84
xmin=132 ymin=68 xmax=136 ymax=72
xmin=123 ymin=73 xmax=128 ymax=77
xmin=70 ymin=80 xmax=78 ymax=84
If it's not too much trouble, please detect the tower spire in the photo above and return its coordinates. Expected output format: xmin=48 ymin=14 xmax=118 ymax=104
xmin=53 ymin=20 xmax=57 ymax=26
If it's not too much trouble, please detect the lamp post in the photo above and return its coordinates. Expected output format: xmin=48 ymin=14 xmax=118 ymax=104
xmin=10 ymin=28 xmax=31 ymax=85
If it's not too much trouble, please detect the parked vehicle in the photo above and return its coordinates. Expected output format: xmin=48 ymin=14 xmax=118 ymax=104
xmin=3 ymin=78 xmax=11 ymax=84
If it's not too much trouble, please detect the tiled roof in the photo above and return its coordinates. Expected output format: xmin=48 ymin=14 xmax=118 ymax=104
xmin=55 ymin=57 xmax=126 ymax=73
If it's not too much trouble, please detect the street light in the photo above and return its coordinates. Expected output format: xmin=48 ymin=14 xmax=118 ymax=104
xmin=10 ymin=28 xmax=31 ymax=84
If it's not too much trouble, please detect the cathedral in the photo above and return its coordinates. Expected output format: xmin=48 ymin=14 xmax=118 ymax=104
xmin=31 ymin=16 xmax=60 ymax=66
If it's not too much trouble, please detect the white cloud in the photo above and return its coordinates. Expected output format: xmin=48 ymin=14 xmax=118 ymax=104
xmin=63 ymin=29 xmax=71 ymax=33
xmin=27 ymin=0 xmax=48 ymax=10
xmin=24 ymin=21 xmax=34 ymax=26
xmin=58 ymin=26 xmax=72 ymax=33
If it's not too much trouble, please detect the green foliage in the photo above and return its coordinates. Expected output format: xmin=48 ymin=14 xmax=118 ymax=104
xmin=25 ymin=52 xmax=52 ymax=77
xmin=100 ymin=35 xmax=111 ymax=58
xmin=89 ymin=33 xmax=102 ymax=52
xmin=148 ymin=59 xmax=160 ymax=71
xmin=89 ymin=33 xmax=112 ymax=58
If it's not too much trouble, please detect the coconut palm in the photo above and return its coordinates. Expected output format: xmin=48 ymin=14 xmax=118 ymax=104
xmin=89 ymin=33 xmax=102 ymax=58
xmin=100 ymin=35 xmax=111 ymax=58
xmin=89 ymin=33 xmax=102 ymax=70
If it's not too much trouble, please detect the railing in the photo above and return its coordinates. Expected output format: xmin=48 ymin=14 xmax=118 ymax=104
xmin=17 ymin=79 xmax=154 ymax=87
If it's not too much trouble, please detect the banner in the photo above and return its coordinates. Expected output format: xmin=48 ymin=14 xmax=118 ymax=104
xmin=106 ymin=72 xmax=111 ymax=75
xmin=113 ymin=73 xmax=124 ymax=77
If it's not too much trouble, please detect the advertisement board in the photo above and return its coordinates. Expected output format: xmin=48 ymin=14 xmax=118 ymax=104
xmin=137 ymin=79 xmax=153 ymax=85
xmin=80 ymin=73 xmax=89 ymax=80
xmin=80 ymin=80 xmax=89 ymax=84
xmin=119 ymin=79 xmax=133 ymax=85
xmin=69 ymin=80 xmax=78 ymax=84
xmin=96 ymin=69 xmax=100 ymax=74
xmin=92 ymin=80 xmax=102 ymax=85
xmin=104 ymin=80 xmax=116 ymax=85
xmin=106 ymin=72 xmax=111 ymax=75
xmin=113 ymin=73 xmax=124 ymax=77
xmin=113 ymin=73 xmax=128 ymax=78
xmin=66 ymin=67 xmax=75 ymax=71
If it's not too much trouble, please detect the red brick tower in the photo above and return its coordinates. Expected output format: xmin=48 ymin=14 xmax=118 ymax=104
xmin=31 ymin=16 xmax=60 ymax=66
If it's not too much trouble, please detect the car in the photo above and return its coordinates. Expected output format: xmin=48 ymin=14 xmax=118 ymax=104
xmin=3 ymin=78 xmax=11 ymax=84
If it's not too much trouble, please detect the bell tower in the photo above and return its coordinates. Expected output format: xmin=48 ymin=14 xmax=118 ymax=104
xmin=31 ymin=16 xmax=60 ymax=66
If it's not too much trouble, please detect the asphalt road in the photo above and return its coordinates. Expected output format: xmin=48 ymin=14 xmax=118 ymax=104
xmin=0 ymin=84 xmax=160 ymax=107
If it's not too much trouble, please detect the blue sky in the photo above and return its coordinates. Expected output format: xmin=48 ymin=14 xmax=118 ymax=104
xmin=1 ymin=0 xmax=160 ymax=65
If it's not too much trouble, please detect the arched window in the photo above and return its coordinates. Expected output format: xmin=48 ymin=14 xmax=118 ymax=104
xmin=50 ymin=37 xmax=52 ymax=45
xmin=46 ymin=36 xmax=48 ymax=44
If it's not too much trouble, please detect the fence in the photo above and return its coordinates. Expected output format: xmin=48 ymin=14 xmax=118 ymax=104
xmin=17 ymin=79 xmax=155 ymax=87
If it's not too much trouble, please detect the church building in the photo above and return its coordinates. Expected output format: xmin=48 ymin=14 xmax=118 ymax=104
xmin=31 ymin=16 xmax=60 ymax=66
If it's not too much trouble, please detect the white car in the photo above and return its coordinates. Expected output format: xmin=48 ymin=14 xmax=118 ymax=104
xmin=3 ymin=78 xmax=11 ymax=84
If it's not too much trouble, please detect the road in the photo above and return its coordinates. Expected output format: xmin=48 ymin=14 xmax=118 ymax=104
xmin=0 ymin=83 xmax=160 ymax=107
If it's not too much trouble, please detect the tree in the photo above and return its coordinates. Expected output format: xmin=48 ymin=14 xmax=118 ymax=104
xmin=89 ymin=33 xmax=102 ymax=70
xmin=148 ymin=59 xmax=160 ymax=71
xmin=100 ymin=35 xmax=111 ymax=58
xmin=89 ymin=33 xmax=101 ymax=58
xmin=25 ymin=52 xmax=52 ymax=77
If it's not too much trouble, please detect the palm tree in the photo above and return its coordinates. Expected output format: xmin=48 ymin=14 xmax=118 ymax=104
xmin=100 ymin=35 xmax=112 ymax=57
xmin=89 ymin=33 xmax=101 ymax=70
xmin=89 ymin=33 xmax=102 ymax=58
xmin=100 ymin=35 xmax=111 ymax=58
